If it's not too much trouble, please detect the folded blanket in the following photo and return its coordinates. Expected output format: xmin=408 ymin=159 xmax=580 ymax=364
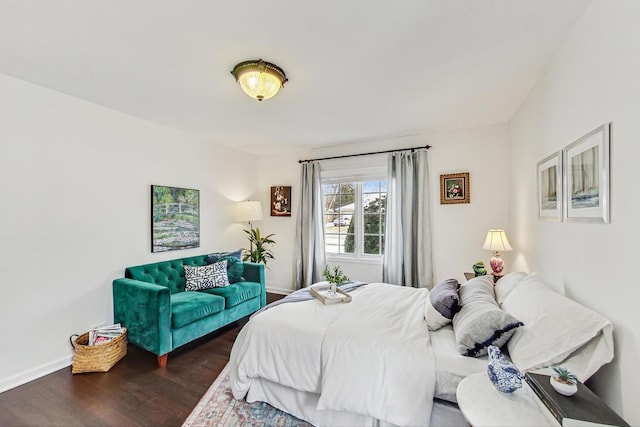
xmin=250 ymin=281 xmax=368 ymax=319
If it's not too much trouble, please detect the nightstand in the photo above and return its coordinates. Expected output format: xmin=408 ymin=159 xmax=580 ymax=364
xmin=456 ymin=372 xmax=558 ymax=427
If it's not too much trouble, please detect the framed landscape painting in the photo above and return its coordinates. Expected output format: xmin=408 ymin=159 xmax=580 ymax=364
xmin=151 ymin=185 xmax=200 ymax=252
xmin=440 ymin=172 xmax=470 ymax=204
xmin=563 ymin=123 xmax=610 ymax=223
xmin=537 ymin=150 xmax=563 ymax=222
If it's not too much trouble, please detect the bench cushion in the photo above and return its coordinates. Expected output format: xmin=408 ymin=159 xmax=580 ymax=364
xmin=171 ymin=291 xmax=224 ymax=329
xmin=201 ymin=281 xmax=261 ymax=308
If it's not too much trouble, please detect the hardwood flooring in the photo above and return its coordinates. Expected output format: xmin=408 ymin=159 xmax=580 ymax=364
xmin=0 ymin=293 xmax=285 ymax=427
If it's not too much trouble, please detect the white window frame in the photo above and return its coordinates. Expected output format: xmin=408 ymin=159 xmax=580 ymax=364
xmin=322 ymin=166 xmax=386 ymax=264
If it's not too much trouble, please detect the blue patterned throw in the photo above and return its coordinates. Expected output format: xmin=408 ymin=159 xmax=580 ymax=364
xmin=487 ymin=345 xmax=523 ymax=393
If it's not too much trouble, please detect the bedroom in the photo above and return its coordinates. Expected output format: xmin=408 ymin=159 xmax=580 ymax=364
xmin=0 ymin=0 xmax=639 ymax=425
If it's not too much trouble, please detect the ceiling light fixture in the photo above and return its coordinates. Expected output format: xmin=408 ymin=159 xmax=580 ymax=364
xmin=230 ymin=59 xmax=288 ymax=101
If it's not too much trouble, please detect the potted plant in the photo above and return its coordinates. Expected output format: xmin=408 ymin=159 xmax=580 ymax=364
xmin=549 ymin=366 xmax=578 ymax=396
xmin=243 ymin=228 xmax=276 ymax=267
xmin=322 ymin=265 xmax=349 ymax=296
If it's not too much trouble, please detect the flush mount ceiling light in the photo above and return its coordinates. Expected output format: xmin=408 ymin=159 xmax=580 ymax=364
xmin=230 ymin=59 xmax=288 ymax=101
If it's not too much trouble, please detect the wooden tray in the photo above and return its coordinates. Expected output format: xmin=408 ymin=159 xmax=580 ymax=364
xmin=310 ymin=284 xmax=352 ymax=305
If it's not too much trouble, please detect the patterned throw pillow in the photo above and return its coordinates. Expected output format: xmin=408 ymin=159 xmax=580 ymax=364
xmin=184 ymin=264 xmax=216 ymax=291
xmin=212 ymin=260 xmax=230 ymax=287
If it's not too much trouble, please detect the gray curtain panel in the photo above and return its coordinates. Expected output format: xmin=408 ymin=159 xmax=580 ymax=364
xmin=295 ymin=161 xmax=326 ymax=289
xmin=382 ymin=149 xmax=433 ymax=288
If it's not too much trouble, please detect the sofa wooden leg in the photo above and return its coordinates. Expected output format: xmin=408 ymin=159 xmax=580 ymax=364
xmin=157 ymin=354 xmax=168 ymax=367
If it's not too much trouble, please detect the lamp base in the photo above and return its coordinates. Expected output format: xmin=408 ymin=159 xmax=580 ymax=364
xmin=489 ymin=255 xmax=505 ymax=278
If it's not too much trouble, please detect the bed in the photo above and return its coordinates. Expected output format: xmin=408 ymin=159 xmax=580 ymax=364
xmin=229 ymin=273 xmax=614 ymax=427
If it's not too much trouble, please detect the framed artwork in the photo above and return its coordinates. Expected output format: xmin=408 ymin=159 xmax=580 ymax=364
xmin=271 ymin=186 xmax=291 ymax=216
xmin=151 ymin=185 xmax=200 ymax=252
xmin=440 ymin=172 xmax=470 ymax=204
xmin=536 ymin=150 xmax=563 ymax=222
xmin=563 ymin=123 xmax=610 ymax=223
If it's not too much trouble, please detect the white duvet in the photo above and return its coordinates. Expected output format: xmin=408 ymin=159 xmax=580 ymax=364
xmin=230 ymin=282 xmax=436 ymax=427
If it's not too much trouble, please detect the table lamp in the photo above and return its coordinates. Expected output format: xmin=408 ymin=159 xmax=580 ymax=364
xmin=482 ymin=229 xmax=513 ymax=279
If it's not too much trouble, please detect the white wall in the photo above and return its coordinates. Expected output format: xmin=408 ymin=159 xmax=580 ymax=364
xmin=0 ymin=74 xmax=259 ymax=392
xmin=509 ymin=1 xmax=640 ymax=423
xmin=257 ymin=127 xmax=510 ymax=292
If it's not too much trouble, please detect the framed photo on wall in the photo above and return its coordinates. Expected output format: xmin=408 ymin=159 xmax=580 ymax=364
xmin=271 ymin=186 xmax=291 ymax=216
xmin=151 ymin=185 xmax=200 ymax=252
xmin=536 ymin=150 xmax=563 ymax=222
xmin=563 ymin=123 xmax=610 ymax=223
xmin=440 ymin=172 xmax=470 ymax=204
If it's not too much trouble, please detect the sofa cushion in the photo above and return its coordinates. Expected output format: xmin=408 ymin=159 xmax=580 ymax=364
xmin=201 ymin=281 xmax=262 ymax=308
xmin=221 ymin=256 xmax=244 ymax=283
xmin=184 ymin=264 xmax=216 ymax=291
xmin=170 ymin=291 xmax=224 ymax=329
xmin=207 ymin=249 xmax=243 ymax=264
xmin=212 ymin=260 xmax=230 ymax=287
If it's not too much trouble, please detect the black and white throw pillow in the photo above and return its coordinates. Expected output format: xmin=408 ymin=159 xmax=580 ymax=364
xmin=184 ymin=264 xmax=216 ymax=291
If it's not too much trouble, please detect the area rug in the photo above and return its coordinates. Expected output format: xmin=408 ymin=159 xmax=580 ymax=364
xmin=182 ymin=363 xmax=313 ymax=427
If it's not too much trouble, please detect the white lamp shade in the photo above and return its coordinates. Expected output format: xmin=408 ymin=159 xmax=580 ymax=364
xmin=482 ymin=229 xmax=513 ymax=252
xmin=235 ymin=201 xmax=263 ymax=222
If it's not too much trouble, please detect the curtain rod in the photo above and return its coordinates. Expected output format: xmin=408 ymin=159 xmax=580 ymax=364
xmin=298 ymin=145 xmax=431 ymax=164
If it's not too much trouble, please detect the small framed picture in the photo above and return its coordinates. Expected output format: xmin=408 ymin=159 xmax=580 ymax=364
xmin=440 ymin=172 xmax=470 ymax=204
xmin=271 ymin=186 xmax=291 ymax=216
xmin=563 ymin=124 xmax=610 ymax=223
xmin=536 ymin=150 xmax=563 ymax=222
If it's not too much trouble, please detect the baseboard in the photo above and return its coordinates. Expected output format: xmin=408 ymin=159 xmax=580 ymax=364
xmin=0 ymin=355 xmax=72 ymax=394
xmin=266 ymin=286 xmax=293 ymax=295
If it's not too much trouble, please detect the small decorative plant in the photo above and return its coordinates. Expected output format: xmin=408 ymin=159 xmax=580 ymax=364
xmin=243 ymin=228 xmax=276 ymax=266
xmin=552 ymin=366 xmax=578 ymax=385
xmin=550 ymin=366 xmax=578 ymax=396
xmin=322 ymin=265 xmax=349 ymax=286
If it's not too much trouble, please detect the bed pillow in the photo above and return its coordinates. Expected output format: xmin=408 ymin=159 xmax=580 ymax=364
xmin=425 ymin=279 xmax=461 ymax=331
xmin=502 ymin=275 xmax=613 ymax=379
xmin=184 ymin=264 xmax=216 ymax=291
xmin=494 ymin=271 xmax=528 ymax=305
xmin=452 ymin=275 xmax=523 ymax=357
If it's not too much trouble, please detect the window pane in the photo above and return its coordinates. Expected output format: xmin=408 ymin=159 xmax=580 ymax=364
xmin=343 ymin=233 xmax=355 ymax=253
xmin=364 ymin=235 xmax=381 ymax=255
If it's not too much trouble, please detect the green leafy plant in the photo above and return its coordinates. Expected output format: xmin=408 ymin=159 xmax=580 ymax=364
xmin=552 ymin=366 xmax=578 ymax=385
xmin=243 ymin=228 xmax=276 ymax=266
xmin=322 ymin=265 xmax=349 ymax=285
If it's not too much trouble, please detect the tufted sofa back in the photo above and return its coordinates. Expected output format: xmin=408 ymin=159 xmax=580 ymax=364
xmin=125 ymin=255 xmax=209 ymax=294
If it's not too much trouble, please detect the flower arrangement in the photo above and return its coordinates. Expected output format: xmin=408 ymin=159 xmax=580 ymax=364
xmin=322 ymin=265 xmax=349 ymax=286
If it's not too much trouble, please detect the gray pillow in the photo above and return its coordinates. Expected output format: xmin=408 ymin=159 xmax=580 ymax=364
xmin=424 ymin=279 xmax=461 ymax=331
xmin=452 ymin=275 xmax=523 ymax=357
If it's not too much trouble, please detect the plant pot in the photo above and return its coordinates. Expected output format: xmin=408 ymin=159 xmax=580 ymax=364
xmin=550 ymin=376 xmax=577 ymax=396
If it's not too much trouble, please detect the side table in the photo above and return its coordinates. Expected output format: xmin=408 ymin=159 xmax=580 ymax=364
xmin=457 ymin=372 xmax=558 ymax=427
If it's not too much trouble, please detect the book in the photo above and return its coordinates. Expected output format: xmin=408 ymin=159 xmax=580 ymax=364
xmin=309 ymin=283 xmax=352 ymax=305
xmin=524 ymin=372 xmax=629 ymax=427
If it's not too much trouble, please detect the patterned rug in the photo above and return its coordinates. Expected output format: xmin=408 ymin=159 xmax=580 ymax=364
xmin=182 ymin=363 xmax=313 ymax=427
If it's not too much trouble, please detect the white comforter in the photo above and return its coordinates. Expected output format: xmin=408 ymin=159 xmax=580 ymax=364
xmin=230 ymin=283 xmax=436 ymax=427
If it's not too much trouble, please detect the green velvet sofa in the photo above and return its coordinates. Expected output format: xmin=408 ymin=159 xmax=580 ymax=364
xmin=112 ymin=253 xmax=265 ymax=366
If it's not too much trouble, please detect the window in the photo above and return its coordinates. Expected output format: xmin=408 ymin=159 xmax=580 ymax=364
xmin=323 ymin=180 xmax=386 ymax=257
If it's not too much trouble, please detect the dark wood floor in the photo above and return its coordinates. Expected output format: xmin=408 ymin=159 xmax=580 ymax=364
xmin=0 ymin=293 xmax=284 ymax=427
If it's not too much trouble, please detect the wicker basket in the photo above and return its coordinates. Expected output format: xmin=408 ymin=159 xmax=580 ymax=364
xmin=70 ymin=328 xmax=127 ymax=374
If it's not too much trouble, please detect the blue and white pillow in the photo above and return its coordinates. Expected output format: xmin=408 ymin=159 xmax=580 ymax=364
xmin=212 ymin=260 xmax=230 ymax=287
xmin=184 ymin=264 xmax=216 ymax=291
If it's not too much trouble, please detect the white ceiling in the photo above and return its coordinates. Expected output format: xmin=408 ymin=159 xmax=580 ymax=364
xmin=0 ymin=1 xmax=590 ymax=154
